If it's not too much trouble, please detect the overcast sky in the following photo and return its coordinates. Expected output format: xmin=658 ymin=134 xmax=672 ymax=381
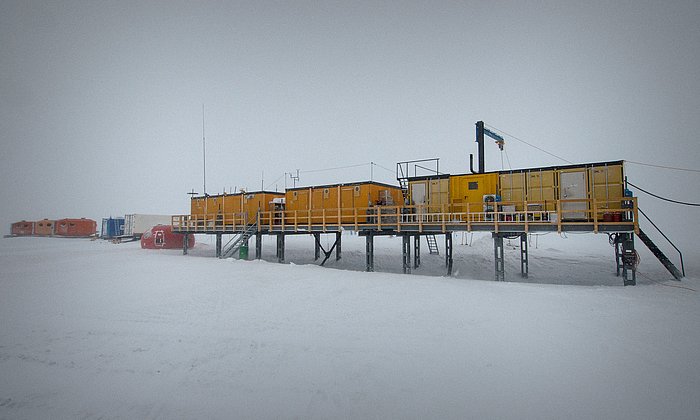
xmin=1 ymin=1 xmax=699 ymax=247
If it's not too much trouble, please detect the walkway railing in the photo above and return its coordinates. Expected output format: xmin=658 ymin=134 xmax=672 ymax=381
xmin=172 ymin=197 xmax=638 ymax=234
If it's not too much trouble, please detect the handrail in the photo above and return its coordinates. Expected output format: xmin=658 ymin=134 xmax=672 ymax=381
xmin=637 ymin=207 xmax=685 ymax=277
xmin=175 ymin=197 xmax=638 ymax=234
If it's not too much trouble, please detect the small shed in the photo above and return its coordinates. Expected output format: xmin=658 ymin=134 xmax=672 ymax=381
xmin=54 ymin=218 xmax=97 ymax=237
xmin=35 ymin=219 xmax=55 ymax=236
xmin=101 ymin=217 xmax=125 ymax=239
xmin=140 ymin=225 xmax=195 ymax=249
xmin=11 ymin=221 xmax=35 ymax=236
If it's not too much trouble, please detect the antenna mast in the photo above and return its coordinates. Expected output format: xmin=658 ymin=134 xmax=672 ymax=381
xmin=202 ymin=104 xmax=206 ymax=194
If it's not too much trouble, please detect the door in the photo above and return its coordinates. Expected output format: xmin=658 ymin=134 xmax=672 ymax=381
xmin=341 ymin=187 xmax=355 ymax=223
xmin=429 ymin=179 xmax=449 ymax=212
xmin=155 ymin=230 xmax=165 ymax=247
xmin=411 ymin=182 xmax=427 ymax=205
xmin=560 ymin=170 xmax=588 ymax=220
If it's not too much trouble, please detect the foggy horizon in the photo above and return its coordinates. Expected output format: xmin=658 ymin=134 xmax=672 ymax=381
xmin=2 ymin=0 xmax=699 ymax=247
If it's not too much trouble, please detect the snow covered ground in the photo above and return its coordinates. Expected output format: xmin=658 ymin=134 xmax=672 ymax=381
xmin=1 ymin=234 xmax=699 ymax=419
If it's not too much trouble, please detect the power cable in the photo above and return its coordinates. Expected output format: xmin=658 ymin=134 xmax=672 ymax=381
xmin=626 ymin=160 xmax=700 ymax=174
xmin=300 ymin=162 xmax=370 ymax=174
xmin=627 ymin=181 xmax=700 ymax=207
xmin=484 ymin=123 xmax=574 ymax=165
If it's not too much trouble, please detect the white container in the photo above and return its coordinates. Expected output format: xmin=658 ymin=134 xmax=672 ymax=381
xmin=124 ymin=214 xmax=173 ymax=238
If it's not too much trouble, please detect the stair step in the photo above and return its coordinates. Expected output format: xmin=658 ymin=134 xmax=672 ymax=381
xmin=636 ymin=229 xmax=683 ymax=280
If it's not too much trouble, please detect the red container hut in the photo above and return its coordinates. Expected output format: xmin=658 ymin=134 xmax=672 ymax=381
xmin=11 ymin=221 xmax=35 ymax=236
xmin=34 ymin=219 xmax=55 ymax=236
xmin=54 ymin=218 xmax=97 ymax=237
xmin=141 ymin=224 xmax=195 ymax=249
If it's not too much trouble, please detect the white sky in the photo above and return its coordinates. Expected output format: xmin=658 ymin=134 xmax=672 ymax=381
xmin=1 ymin=0 xmax=699 ymax=247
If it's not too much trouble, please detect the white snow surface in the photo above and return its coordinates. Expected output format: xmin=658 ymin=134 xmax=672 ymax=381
xmin=1 ymin=233 xmax=699 ymax=419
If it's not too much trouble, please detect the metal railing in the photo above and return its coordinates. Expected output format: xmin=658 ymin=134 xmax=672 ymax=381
xmin=172 ymin=198 xmax=638 ymax=234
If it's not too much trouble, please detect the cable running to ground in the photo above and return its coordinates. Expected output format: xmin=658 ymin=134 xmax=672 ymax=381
xmin=627 ymin=181 xmax=700 ymax=206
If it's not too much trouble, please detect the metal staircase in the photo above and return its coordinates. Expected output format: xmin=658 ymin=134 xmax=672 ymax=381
xmin=220 ymin=223 xmax=257 ymax=259
xmin=426 ymin=234 xmax=439 ymax=255
xmin=636 ymin=208 xmax=684 ymax=280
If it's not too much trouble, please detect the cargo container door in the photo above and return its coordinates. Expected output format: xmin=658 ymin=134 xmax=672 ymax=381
xmin=429 ymin=179 xmax=449 ymax=213
xmin=341 ymin=187 xmax=355 ymax=223
xmin=560 ymin=170 xmax=588 ymax=220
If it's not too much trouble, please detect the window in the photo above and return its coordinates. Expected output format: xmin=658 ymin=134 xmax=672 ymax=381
xmin=468 ymin=182 xmax=479 ymax=190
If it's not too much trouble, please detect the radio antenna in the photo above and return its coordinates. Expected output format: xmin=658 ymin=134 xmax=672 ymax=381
xmin=202 ymin=104 xmax=207 ymax=195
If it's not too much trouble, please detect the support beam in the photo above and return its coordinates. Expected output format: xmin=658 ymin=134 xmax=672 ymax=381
xmin=276 ymin=234 xmax=285 ymax=263
xmin=183 ymin=233 xmax=189 ymax=255
xmin=620 ymin=232 xmax=636 ymax=286
xmin=493 ymin=233 xmax=504 ymax=281
xmin=314 ymin=233 xmax=340 ymax=266
xmin=314 ymin=233 xmax=321 ymax=261
xmin=215 ymin=233 xmax=222 ymax=258
xmin=402 ymin=234 xmax=411 ymax=274
xmin=255 ymin=233 xmax=262 ymax=259
xmin=413 ymin=235 xmax=421 ymax=269
xmin=445 ymin=233 xmax=453 ymax=276
xmin=336 ymin=232 xmax=342 ymax=261
xmin=520 ymin=233 xmax=528 ymax=278
xmin=366 ymin=233 xmax=374 ymax=272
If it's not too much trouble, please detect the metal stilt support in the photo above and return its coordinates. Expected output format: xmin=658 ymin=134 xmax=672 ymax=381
xmin=336 ymin=232 xmax=341 ymax=261
xmin=493 ymin=233 xmax=504 ymax=281
xmin=276 ymin=234 xmax=285 ymax=263
xmin=216 ymin=234 xmax=222 ymax=258
xmin=621 ymin=232 xmax=636 ymax=286
xmin=255 ymin=232 xmax=262 ymax=260
xmin=366 ymin=233 xmax=374 ymax=272
xmin=413 ymin=235 xmax=421 ymax=269
xmin=520 ymin=233 xmax=528 ymax=278
xmin=314 ymin=233 xmax=320 ymax=261
xmin=183 ymin=233 xmax=189 ymax=255
xmin=402 ymin=234 xmax=411 ymax=274
xmin=445 ymin=233 xmax=453 ymax=276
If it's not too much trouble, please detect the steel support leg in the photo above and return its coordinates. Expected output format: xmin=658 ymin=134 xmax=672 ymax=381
xmin=445 ymin=233 xmax=453 ymax=276
xmin=276 ymin=234 xmax=285 ymax=263
xmin=216 ymin=234 xmax=222 ymax=258
xmin=614 ymin=235 xmax=622 ymax=277
xmin=402 ymin=234 xmax=411 ymax=274
xmin=621 ymin=232 xmax=636 ymax=286
xmin=414 ymin=235 xmax=421 ymax=269
xmin=520 ymin=233 xmax=528 ymax=278
xmin=493 ymin=233 xmax=504 ymax=281
xmin=336 ymin=232 xmax=341 ymax=261
xmin=255 ymin=233 xmax=262 ymax=260
xmin=183 ymin=233 xmax=189 ymax=255
xmin=314 ymin=233 xmax=321 ymax=260
xmin=366 ymin=233 xmax=374 ymax=272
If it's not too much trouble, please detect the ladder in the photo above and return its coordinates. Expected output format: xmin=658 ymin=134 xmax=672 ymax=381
xmin=220 ymin=223 xmax=257 ymax=259
xmin=398 ymin=177 xmax=409 ymax=202
xmin=636 ymin=229 xmax=683 ymax=280
xmin=426 ymin=234 xmax=439 ymax=255
xmin=636 ymin=207 xmax=684 ymax=280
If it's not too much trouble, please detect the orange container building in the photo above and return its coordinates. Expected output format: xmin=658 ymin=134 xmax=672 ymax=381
xmin=11 ymin=221 xmax=35 ymax=236
xmin=190 ymin=191 xmax=285 ymax=225
xmin=34 ymin=219 xmax=55 ymax=236
xmin=284 ymin=181 xmax=403 ymax=225
xmin=54 ymin=218 xmax=97 ymax=237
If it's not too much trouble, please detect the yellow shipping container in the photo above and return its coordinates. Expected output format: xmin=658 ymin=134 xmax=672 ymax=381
xmin=190 ymin=191 xmax=284 ymax=224
xmin=449 ymin=173 xmax=498 ymax=213
xmin=498 ymin=172 xmax=526 ymax=211
xmin=526 ymin=169 xmax=557 ymax=212
xmin=589 ymin=163 xmax=624 ymax=210
xmin=285 ymin=181 xmax=402 ymax=225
